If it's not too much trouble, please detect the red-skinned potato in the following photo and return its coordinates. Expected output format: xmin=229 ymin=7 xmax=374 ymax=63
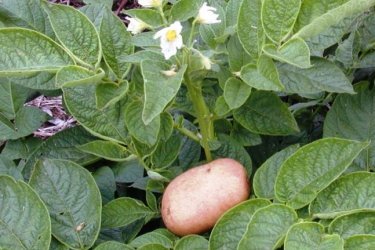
xmin=161 ymin=158 xmax=250 ymax=236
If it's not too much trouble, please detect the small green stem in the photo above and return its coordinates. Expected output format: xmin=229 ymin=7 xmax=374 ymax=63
xmin=184 ymin=74 xmax=214 ymax=162
xmin=188 ymin=20 xmax=197 ymax=48
xmin=158 ymin=6 xmax=168 ymax=25
xmin=174 ymin=124 xmax=200 ymax=142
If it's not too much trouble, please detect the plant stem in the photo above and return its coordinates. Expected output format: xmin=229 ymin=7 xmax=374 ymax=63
xmin=184 ymin=74 xmax=214 ymax=162
xmin=158 ymin=6 xmax=168 ymax=25
xmin=174 ymin=124 xmax=200 ymax=142
xmin=188 ymin=20 xmax=197 ymax=48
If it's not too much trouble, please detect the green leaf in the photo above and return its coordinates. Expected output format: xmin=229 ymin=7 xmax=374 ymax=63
xmin=209 ymin=199 xmax=271 ymax=250
xmin=22 ymin=126 xmax=98 ymax=178
xmin=275 ymin=138 xmax=369 ymax=209
xmin=328 ymin=211 xmax=375 ymax=239
xmin=93 ymin=166 xmax=116 ymax=204
xmin=310 ymin=172 xmax=375 ymax=219
xmin=151 ymin=134 xmax=182 ymax=168
xmin=83 ymin=0 xmax=113 ymax=7
xmin=100 ymin=8 xmax=134 ymax=79
xmin=263 ymin=37 xmax=311 ymax=68
xmin=278 ymin=58 xmax=354 ymax=94
xmin=56 ymin=65 xmax=104 ymax=87
xmin=230 ymin=122 xmax=262 ymax=147
xmin=170 ymin=0 xmax=203 ymax=22
xmin=226 ymin=0 xmax=243 ymax=28
xmin=224 ymin=77 xmax=252 ymax=110
xmin=335 ymin=32 xmax=360 ymax=68
xmin=126 ymin=9 xmax=163 ymax=28
xmin=125 ymin=100 xmax=160 ymax=146
xmin=175 ymin=235 xmax=208 ymax=250
xmin=237 ymin=0 xmax=263 ymax=58
xmin=344 ymin=235 xmax=375 ymax=250
xmin=95 ymin=241 xmax=134 ymax=250
xmin=213 ymin=133 xmax=252 ymax=175
xmin=29 ymin=159 xmax=102 ymax=249
xmin=101 ymin=197 xmax=157 ymax=228
xmin=95 ymin=80 xmax=129 ymax=110
xmin=158 ymin=112 xmax=174 ymax=141
xmin=358 ymin=51 xmax=375 ymax=68
xmin=63 ymin=85 xmax=128 ymax=143
xmin=50 ymin=236 xmax=69 ymax=250
xmin=119 ymin=50 xmax=164 ymax=64
xmin=261 ymin=0 xmax=301 ymax=43
xmin=0 ymin=106 xmax=49 ymax=141
xmin=324 ymin=83 xmax=375 ymax=171
xmin=284 ymin=222 xmax=344 ymax=250
xmin=80 ymin=3 xmax=106 ymax=29
xmin=0 ymin=155 xmax=23 ymax=180
xmin=0 ymin=82 xmax=30 ymax=119
xmin=130 ymin=231 xmax=173 ymax=249
xmin=253 ymin=144 xmax=300 ymax=199
xmin=238 ymin=204 xmax=298 ymax=250
xmin=240 ymin=55 xmax=284 ymax=91
xmin=137 ymin=244 xmax=169 ymax=250
xmin=77 ymin=140 xmax=130 ymax=161
xmin=3 ymin=71 xmax=58 ymax=90
xmin=44 ymin=2 xmax=101 ymax=66
xmin=0 ymin=0 xmax=54 ymax=36
xmin=141 ymin=61 xmax=187 ymax=125
xmin=227 ymin=34 xmax=252 ymax=71
xmin=0 ymin=28 xmax=73 ymax=76
xmin=293 ymin=0 xmax=375 ymax=40
xmin=233 ymin=90 xmax=299 ymax=136
xmin=0 ymin=175 xmax=51 ymax=249
xmin=112 ymin=159 xmax=144 ymax=183
xmin=214 ymin=96 xmax=231 ymax=117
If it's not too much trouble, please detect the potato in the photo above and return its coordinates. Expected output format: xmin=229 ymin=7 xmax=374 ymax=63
xmin=161 ymin=158 xmax=250 ymax=236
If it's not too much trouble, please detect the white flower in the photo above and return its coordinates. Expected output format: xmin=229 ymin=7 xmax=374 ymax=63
xmin=138 ymin=0 xmax=162 ymax=8
xmin=196 ymin=2 xmax=221 ymax=24
xmin=125 ymin=17 xmax=149 ymax=34
xmin=153 ymin=21 xmax=183 ymax=60
xmin=200 ymin=55 xmax=212 ymax=70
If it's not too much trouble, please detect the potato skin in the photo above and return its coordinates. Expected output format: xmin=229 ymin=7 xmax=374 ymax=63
xmin=161 ymin=158 xmax=250 ymax=236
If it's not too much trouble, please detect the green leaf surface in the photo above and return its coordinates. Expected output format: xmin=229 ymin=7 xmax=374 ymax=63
xmin=275 ymin=138 xmax=369 ymax=209
xmin=214 ymin=96 xmax=231 ymax=117
xmin=293 ymin=0 xmax=375 ymax=40
xmin=100 ymin=8 xmax=133 ymax=79
xmin=310 ymin=172 xmax=375 ymax=219
xmin=227 ymin=34 xmax=253 ymax=71
xmin=95 ymin=241 xmax=134 ymax=250
xmin=284 ymin=222 xmax=344 ymax=250
xmin=101 ymin=197 xmax=157 ymax=229
xmin=237 ymin=0 xmax=263 ymax=58
xmin=0 ymin=106 xmax=49 ymax=141
xmin=119 ymin=50 xmax=164 ymax=64
xmin=137 ymin=244 xmax=169 ymax=250
xmin=56 ymin=65 xmax=104 ymax=87
xmin=112 ymin=159 xmax=144 ymax=183
xmin=130 ymin=231 xmax=173 ymax=249
xmin=170 ymin=0 xmax=203 ymax=22
xmin=0 ymin=28 xmax=73 ymax=76
xmin=0 ymin=82 xmax=30 ymax=119
xmin=29 ymin=159 xmax=102 ymax=249
xmin=209 ymin=199 xmax=271 ymax=250
xmin=278 ymin=58 xmax=354 ymax=94
xmin=175 ymin=235 xmax=208 ymax=250
xmin=358 ymin=51 xmax=375 ymax=68
xmin=23 ymin=126 xmax=98 ymax=178
xmin=261 ymin=0 xmax=301 ymax=43
xmin=141 ymin=61 xmax=187 ymax=125
xmin=77 ymin=140 xmax=130 ymax=161
xmin=50 ymin=236 xmax=69 ymax=250
xmin=0 ymin=155 xmax=23 ymax=180
xmin=344 ymin=235 xmax=375 ymax=250
xmin=240 ymin=55 xmax=284 ymax=91
xmin=44 ymin=2 xmax=101 ymax=66
xmin=253 ymin=144 xmax=300 ymax=199
xmin=95 ymin=80 xmax=129 ymax=110
xmin=0 ymin=0 xmax=54 ymax=36
xmin=329 ymin=211 xmax=375 ymax=239
xmin=226 ymin=0 xmax=243 ymax=28
xmin=80 ymin=3 xmax=106 ymax=29
xmin=230 ymin=122 xmax=262 ymax=147
xmin=223 ymin=77 xmax=251 ymax=110
xmin=93 ymin=166 xmax=116 ymax=204
xmin=0 ymin=175 xmax=51 ymax=250
xmin=238 ymin=204 xmax=298 ymax=250
xmin=324 ymin=83 xmax=375 ymax=171
xmin=83 ymin=0 xmax=113 ymax=7
xmin=234 ymin=90 xmax=299 ymax=136
xmin=125 ymin=100 xmax=160 ymax=146
xmin=199 ymin=2 xmax=226 ymax=49
xmin=126 ymin=9 xmax=163 ymax=28
xmin=63 ymin=85 xmax=128 ymax=143
xmin=3 ymin=71 xmax=57 ymax=90
xmin=263 ymin=37 xmax=311 ymax=68
xmin=151 ymin=134 xmax=182 ymax=168
xmin=158 ymin=112 xmax=174 ymax=141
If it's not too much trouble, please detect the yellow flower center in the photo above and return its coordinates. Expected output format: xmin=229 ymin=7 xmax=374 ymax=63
xmin=166 ymin=30 xmax=177 ymax=42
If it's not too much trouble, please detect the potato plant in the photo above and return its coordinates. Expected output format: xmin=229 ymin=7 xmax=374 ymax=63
xmin=0 ymin=0 xmax=375 ymax=249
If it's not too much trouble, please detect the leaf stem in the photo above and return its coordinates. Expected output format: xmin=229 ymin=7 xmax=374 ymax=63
xmin=158 ymin=6 xmax=168 ymax=25
xmin=188 ymin=20 xmax=197 ymax=48
xmin=174 ymin=124 xmax=200 ymax=142
xmin=184 ymin=74 xmax=214 ymax=162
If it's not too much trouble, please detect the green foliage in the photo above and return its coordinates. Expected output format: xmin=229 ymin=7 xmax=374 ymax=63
xmin=0 ymin=0 xmax=375 ymax=248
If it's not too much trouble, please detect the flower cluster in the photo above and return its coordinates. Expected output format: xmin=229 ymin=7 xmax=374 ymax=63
xmin=126 ymin=1 xmax=221 ymax=60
